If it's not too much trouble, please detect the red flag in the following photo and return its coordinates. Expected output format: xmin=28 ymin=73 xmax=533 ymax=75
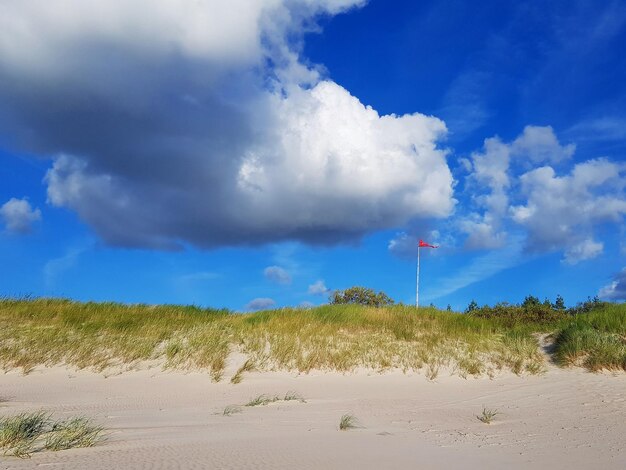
xmin=419 ymin=239 xmax=438 ymax=249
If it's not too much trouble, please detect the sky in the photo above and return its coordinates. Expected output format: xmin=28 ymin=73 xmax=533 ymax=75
xmin=1 ymin=0 xmax=626 ymax=311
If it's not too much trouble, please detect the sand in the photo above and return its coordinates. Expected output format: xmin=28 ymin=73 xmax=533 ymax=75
xmin=1 ymin=361 xmax=625 ymax=469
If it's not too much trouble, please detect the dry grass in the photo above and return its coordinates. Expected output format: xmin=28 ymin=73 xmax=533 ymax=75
xmin=5 ymin=297 xmax=616 ymax=378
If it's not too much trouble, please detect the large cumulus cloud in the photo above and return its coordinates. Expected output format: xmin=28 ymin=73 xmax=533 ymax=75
xmin=0 ymin=0 xmax=454 ymax=249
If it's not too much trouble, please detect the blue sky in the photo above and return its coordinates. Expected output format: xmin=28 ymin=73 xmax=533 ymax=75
xmin=1 ymin=0 xmax=626 ymax=311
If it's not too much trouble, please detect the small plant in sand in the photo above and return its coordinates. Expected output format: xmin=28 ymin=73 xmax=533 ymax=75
xmin=283 ymin=391 xmax=306 ymax=403
xmin=45 ymin=417 xmax=104 ymax=451
xmin=245 ymin=394 xmax=281 ymax=407
xmin=230 ymin=359 xmax=256 ymax=385
xmin=222 ymin=405 xmax=243 ymax=416
xmin=0 ymin=411 xmax=50 ymax=457
xmin=477 ymin=407 xmax=498 ymax=424
xmin=339 ymin=414 xmax=360 ymax=431
xmin=0 ymin=412 xmax=104 ymax=458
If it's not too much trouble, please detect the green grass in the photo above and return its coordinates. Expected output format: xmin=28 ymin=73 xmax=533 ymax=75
xmin=0 ymin=411 xmax=103 ymax=458
xmin=0 ymin=298 xmax=624 ymax=376
xmin=339 ymin=414 xmax=359 ymax=430
xmin=45 ymin=417 xmax=104 ymax=451
xmin=552 ymin=304 xmax=626 ymax=371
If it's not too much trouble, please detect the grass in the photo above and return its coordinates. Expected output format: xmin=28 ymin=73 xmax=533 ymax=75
xmin=477 ymin=407 xmax=498 ymax=424
xmin=552 ymin=305 xmax=626 ymax=371
xmin=226 ymin=391 xmax=306 ymax=414
xmin=230 ymin=359 xmax=256 ymax=384
xmin=0 ymin=298 xmax=624 ymax=377
xmin=45 ymin=417 xmax=104 ymax=451
xmin=245 ymin=394 xmax=281 ymax=407
xmin=0 ymin=412 xmax=103 ymax=458
xmin=339 ymin=414 xmax=359 ymax=430
xmin=222 ymin=405 xmax=243 ymax=416
xmin=283 ymin=391 xmax=306 ymax=403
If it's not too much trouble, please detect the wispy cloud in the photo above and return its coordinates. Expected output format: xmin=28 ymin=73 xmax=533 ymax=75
xmin=264 ymin=265 xmax=292 ymax=285
xmin=43 ymin=246 xmax=88 ymax=291
xmin=565 ymin=116 xmax=626 ymax=142
xmin=425 ymin=235 xmax=526 ymax=301
xmin=245 ymin=297 xmax=276 ymax=311
xmin=307 ymin=280 xmax=329 ymax=295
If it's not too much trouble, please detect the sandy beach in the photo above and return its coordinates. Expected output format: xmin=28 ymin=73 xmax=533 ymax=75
xmin=2 ymin=361 xmax=625 ymax=470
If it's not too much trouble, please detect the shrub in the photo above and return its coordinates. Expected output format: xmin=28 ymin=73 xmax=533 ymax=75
xmin=567 ymin=296 xmax=609 ymax=316
xmin=552 ymin=294 xmax=566 ymax=311
xmin=465 ymin=300 xmax=479 ymax=313
xmin=329 ymin=286 xmax=394 ymax=307
xmin=467 ymin=298 xmax=567 ymax=325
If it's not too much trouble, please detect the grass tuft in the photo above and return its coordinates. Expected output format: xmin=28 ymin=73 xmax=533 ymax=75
xmin=222 ymin=405 xmax=243 ymax=416
xmin=0 ymin=412 xmax=104 ymax=458
xmin=245 ymin=394 xmax=280 ymax=407
xmin=230 ymin=359 xmax=256 ymax=384
xmin=45 ymin=417 xmax=104 ymax=451
xmin=339 ymin=413 xmax=359 ymax=431
xmin=0 ymin=411 xmax=50 ymax=457
xmin=477 ymin=406 xmax=498 ymax=424
xmin=283 ymin=391 xmax=306 ymax=403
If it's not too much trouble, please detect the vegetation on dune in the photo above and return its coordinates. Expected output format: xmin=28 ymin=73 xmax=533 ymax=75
xmin=552 ymin=304 xmax=626 ymax=371
xmin=0 ymin=295 xmax=624 ymax=377
xmin=0 ymin=412 xmax=104 ymax=458
xmin=329 ymin=286 xmax=394 ymax=307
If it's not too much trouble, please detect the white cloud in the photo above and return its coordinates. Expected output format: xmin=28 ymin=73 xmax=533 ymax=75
xmin=308 ymin=280 xmax=329 ymax=295
xmin=461 ymin=126 xmax=625 ymax=260
xmin=512 ymin=159 xmax=626 ymax=259
xmin=562 ymin=239 xmax=604 ymax=265
xmin=0 ymin=197 xmax=41 ymax=234
xmin=460 ymin=136 xmax=511 ymax=249
xmin=511 ymin=125 xmax=575 ymax=164
xmin=0 ymin=0 xmax=455 ymax=249
xmin=245 ymin=297 xmax=276 ymax=311
xmin=264 ymin=266 xmax=292 ymax=285
xmin=598 ymin=268 xmax=626 ymax=301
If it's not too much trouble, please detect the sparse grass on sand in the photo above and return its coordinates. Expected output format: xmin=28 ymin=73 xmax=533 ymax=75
xmin=222 ymin=405 xmax=243 ymax=416
xmin=0 ymin=298 xmax=624 ymax=377
xmin=0 ymin=411 xmax=104 ymax=458
xmin=339 ymin=414 xmax=359 ymax=430
xmin=245 ymin=394 xmax=281 ymax=407
xmin=477 ymin=407 xmax=499 ymax=424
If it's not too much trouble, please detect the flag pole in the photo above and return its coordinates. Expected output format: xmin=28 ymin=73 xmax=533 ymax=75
xmin=416 ymin=245 xmax=420 ymax=309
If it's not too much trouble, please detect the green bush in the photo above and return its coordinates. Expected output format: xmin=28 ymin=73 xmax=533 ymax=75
xmin=466 ymin=298 xmax=568 ymax=325
xmin=329 ymin=286 xmax=394 ymax=307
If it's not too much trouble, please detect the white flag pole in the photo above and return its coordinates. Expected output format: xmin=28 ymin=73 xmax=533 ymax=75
xmin=416 ymin=245 xmax=420 ymax=309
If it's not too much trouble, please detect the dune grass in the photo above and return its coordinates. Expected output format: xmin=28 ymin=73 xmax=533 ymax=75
xmin=0 ymin=411 xmax=103 ymax=458
xmin=552 ymin=304 xmax=626 ymax=371
xmin=339 ymin=414 xmax=359 ymax=430
xmin=477 ymin=407 xmax=499 ymax=424
xmin=0 ymin=298 xmax=624 ymax=377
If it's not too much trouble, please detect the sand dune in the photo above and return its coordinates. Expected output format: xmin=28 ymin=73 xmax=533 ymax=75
xmin=2 ymin=364 xmax=625 ymax=469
